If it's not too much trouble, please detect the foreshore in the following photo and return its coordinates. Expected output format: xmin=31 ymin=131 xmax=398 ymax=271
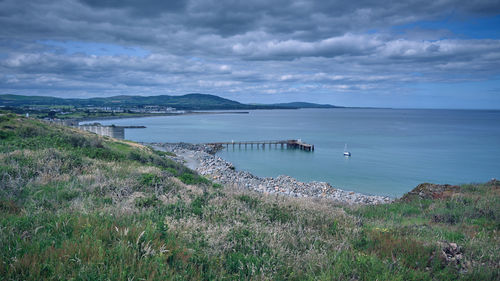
xmin=149 ymin=142 xmax=393 ymax=205
xmin=73 ymin=110 xmax=250 ymax=122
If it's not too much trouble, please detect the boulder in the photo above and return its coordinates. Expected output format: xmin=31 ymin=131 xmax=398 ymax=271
xmin=437 ymin=241 xmax=470 ymax=273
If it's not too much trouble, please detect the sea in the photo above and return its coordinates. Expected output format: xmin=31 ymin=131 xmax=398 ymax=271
xmin=89 ymin=108 xmax=500 ymax=197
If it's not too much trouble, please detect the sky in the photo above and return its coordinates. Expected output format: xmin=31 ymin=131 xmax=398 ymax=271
xmin=0 ymin=0 xmax=500 ymax=109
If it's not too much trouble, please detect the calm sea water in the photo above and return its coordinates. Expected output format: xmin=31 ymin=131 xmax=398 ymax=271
xmin=91 ymin=109 xmax=500 ymax=197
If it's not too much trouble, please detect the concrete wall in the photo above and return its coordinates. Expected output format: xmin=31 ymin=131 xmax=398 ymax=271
xmin=47 ymin=119 xmax=79 ymax=126
xmin=78 ymin=125 xmax=125 ymax=139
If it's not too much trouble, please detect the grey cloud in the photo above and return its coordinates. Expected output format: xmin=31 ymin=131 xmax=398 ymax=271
xmin=231 ymin=34 xmax=381 ymax=59
xmin=0 ymin=0 xmax=499 ymax=106
xmin=1 ymin=0 xmax=495 ymax=45
xmin=79 ymin=0 xmax=187 ymax=15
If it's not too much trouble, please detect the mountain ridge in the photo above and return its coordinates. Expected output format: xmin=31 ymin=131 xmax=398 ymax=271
xmin=0 ymin=93 xmax=338 ymax=110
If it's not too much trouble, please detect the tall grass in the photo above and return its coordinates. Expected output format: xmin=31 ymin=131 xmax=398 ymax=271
xmin=0 ymin=112 xmax=498 ymax=280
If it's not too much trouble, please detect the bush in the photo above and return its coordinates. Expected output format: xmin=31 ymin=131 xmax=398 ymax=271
xmin=266 ymin=203 xmax=292 ymax=223
xmin=82 ymin=147 xmax=124 ymax=161
xmin=190 ymin=193 xmax=209 ymax=217
xmin=0 ymin=199 xmax=21 ymax=214
xmin=179 ymin=172 xmax=210 ymax=185
xmin=354 ymin=229 xmax=435 ymax=271
xmin=153 ymin=149 xmax=176 ymax=157
xmin=165 ymin=168 xmax=178 ymax=176
xmin=128 ymin=150 xmax=150 ymax=163
xmin=135 ymin=195 xmax=159 ymax=208
xmin=0 ymin=130 xmax=14 ymax=140
xmin=223 ymin=228 xmax=272 ymax=278
xmin=236 ymin=194 xmax=260 ymax=209
xmin=140 ymin=173 xmax=160 ymax=187
xmin=17 ymin=125 xmax=46 ymax=138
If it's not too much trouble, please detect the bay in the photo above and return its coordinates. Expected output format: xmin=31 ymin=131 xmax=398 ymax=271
xmin=89 ymin=108 xmax=500 ymax=197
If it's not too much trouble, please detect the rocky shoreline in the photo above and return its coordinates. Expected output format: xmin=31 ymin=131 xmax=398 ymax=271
xmin=149 ymin=142 xmax=392 ymax=205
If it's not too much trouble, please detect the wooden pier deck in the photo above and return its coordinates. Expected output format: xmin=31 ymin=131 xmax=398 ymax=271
xmin=206 ymin=139 xmax=314 ymax=151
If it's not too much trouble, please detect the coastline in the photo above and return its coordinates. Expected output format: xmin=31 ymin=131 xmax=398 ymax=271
xmin=72 ymin=110 xmax=250 ymax=123
xmin=149 ymin=142 xmax=392 ymax=205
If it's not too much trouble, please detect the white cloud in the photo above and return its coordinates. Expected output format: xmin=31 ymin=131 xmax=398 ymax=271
xmin=0 ymin=0 xmax=499 ymax=107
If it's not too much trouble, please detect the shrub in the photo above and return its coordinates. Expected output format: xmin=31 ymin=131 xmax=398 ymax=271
xmin=328 ymin=221 xmax=339 ymax=235
xmin=223 ymin=228 xmax=272 ymax=278
xmin=0 ymin=199 xmax=21 ymax=214
xmin=190 ymin=194 xmax=209 ymax=217
xmin=135 ymin=195 xmax=159 ymax=208
xmin=17 ymin=125 xmax=46 ymax=138
xmin=236 ymin=194 xmax=260 ymax=209
xmin=0 ymin=130 xmax=14 ymax=140
xmin=128 ymin=150 xmax=149 ymax=163
xmin=354 ymin=229 xmax=435 ymax=270
xmin=153 ymin=149 xmax=176 ymax=157
xmin=179 ymin=172 xmax=210 ymax=185
xmin=140 ymin=173 xmax=160 ymax=187
xmin=165 ymin=168 xmax=178 ymax=176
xmin=266 ymin=203 xmax=292 ymax=223
xmin=82 ymin=147 xmax=124 ymax=161
xmin=64 ymin=134 xmax=89 ymax=148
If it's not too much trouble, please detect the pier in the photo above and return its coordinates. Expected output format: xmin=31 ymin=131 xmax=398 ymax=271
xmin=207 ymin=139 xmax=314 ymax=151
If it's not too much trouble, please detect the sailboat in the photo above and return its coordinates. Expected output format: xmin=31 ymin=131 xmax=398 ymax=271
xmin=343 ymin=144 xmax=351 ymax=157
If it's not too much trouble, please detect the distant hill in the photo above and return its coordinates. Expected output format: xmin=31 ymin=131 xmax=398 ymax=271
xmin=84 ymin=94 xmax=256 ymax=110
xmin=0 ymin=93 xmax=254 ymax=110
xmin=0 ymin=94 xmax=340 ymax=110
xmin=0 ymin=94 xmax=71 ymax=106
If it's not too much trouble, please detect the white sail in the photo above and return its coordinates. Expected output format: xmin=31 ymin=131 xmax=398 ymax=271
xmin=344 ymin=143 xmax=351 ymax=156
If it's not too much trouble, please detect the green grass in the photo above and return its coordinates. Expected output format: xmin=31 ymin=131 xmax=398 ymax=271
xmin=178 ymin=172 xmax=211 ymax=185
xmin=0 ymin=111 xmax=499 ymax=280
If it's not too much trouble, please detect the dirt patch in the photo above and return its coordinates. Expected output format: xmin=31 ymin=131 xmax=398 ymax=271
xmin=400 ymin=183 xmax=461 ymax=202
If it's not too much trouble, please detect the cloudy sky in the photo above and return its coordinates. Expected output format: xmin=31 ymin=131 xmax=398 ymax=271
xmin=1 ymin=0 xmax=500 ymax=108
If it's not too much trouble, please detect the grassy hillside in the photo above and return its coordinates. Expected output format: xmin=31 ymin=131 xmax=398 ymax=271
xmin=0 ymin=94 xmax=296 ymax=110
xmin=86 ymin=94 xmax=251 ymax=110
xmin=0 ymin=93 xmax=344 ymax=110
xmin=0 ymin=93 xmax=249 ymax=109
xmin=0 ymin=112 xmax=498 ymax=280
